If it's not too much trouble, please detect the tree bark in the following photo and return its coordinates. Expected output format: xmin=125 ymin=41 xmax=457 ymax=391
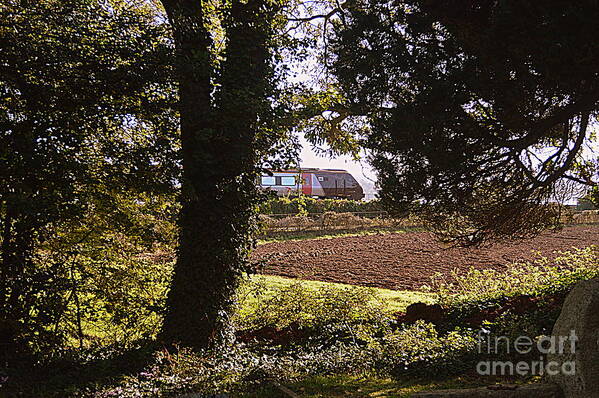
xmin=160 ymin=0 xmax=272 ymax=349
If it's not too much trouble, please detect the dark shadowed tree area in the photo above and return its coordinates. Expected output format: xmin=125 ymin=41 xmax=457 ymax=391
xmin=331 ymin=0 xmax=599 ymax=244
xmin=0 ymin=0 xmax=178 ymax=359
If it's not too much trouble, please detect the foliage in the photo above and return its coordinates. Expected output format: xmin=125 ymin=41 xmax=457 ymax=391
xmin=0 ymin=0 xmax=177 ymax=357
xmin=12 ymin=249 xmax=597 ymax=396
xmin=11 ymin=284 xmax=472 ymax=396
xmin=89 ymin=323 xmax=477 ymax=396
xmin=427 ymin=247 xmax=599 ymax=366
xmin=332 ymin=0 xmax=599 ymax=244
xmin=38 ymin=191 xmax=177 ymax=351
xmin=429 ymin=247 xmax=599 ymax=308
xmin=588 ymin=186 xmax=599 ymax=208
xmin=259 ymin=196 xmax=382 ymax=214
xmin=0 ymin=189 xmax=177 ymax=357
xmin=292 ymin=85 xmax=363 ymax=158
xmin=234 ymin=278 xmax=392 ymax=333
xmin=0 ymin=0 xmax=329 ymax=356
xmin=371 ymin=321 xmax=477 ymax=378
xmin=233 ymin=279 xmax=478 ymax=378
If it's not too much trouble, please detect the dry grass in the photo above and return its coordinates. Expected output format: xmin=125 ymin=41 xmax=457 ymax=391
xmin=572 ymin=210 xmax=599 ymax=224
xmin=259 ymin=212 xmax=425 ymax=235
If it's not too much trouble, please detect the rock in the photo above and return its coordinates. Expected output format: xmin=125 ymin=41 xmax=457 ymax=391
xmin=236 ymin=321 xmax=308 ymax=345
xmin=411 ymin=383 xmax=563 ymax=397
xmin=547 ymin=277 xmax=599 ymax=398
xmin=401 ymin=302 xmax=446 ymax=323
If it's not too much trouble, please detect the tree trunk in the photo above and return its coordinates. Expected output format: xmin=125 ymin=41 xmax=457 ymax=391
xmin=160 ymin=0 xmax=272 ymax=349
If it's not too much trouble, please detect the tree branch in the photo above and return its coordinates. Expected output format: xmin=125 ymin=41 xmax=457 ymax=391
xmin=287 ymin=8 xmax=340 ymax=22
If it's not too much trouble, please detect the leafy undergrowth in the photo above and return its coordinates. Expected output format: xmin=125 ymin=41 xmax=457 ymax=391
xmin=428 ymin=247 xmax=599 ymax=333
xmin=431 ymin=247 xmax=599 ymax=305
xmin=5 ymin=247 xmax=597 ymax=397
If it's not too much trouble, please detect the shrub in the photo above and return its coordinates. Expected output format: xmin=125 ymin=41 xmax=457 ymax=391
xmin=422 ymin=247 xmax=599 ymax=372
xmin=429 ymin=247 xmax=599 ymax=308
xmin=233 ymin=279 xmax=393 ymax=338
xmin=10 ymin=191 xmax=177 ymax=355
xmin=258 ymin=196 xmax=383 ymax=215
xmin=86 ymin=283 xmax=478 ymax=397
xmin=234 ymin=279 xmax=482 ymax=380
xmin=369 ymin=321 xmax=477 ymax=377
xmin=22 ymin=248 xmax=599 ymax=396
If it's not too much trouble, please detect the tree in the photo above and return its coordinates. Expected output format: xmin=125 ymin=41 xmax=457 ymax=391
xmin=1 ymin=0 xmax=309 ymax=354
xmin=158 ymin=0 xmax=285 ymax=349
xmin=331 ymin=0 xmax=599 ymax=243
xmin=0 ymin=0 xmax=176 ymax=355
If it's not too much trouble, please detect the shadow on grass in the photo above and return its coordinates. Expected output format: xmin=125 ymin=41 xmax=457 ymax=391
xmin=4 ymin=340 xmax=160 ymax=397
xmin=239 ymin=373 xmax=537 ymax=398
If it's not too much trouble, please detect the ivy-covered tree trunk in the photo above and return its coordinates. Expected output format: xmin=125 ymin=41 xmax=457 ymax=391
xmin=160 ymin=0 xmax=273 ymax=349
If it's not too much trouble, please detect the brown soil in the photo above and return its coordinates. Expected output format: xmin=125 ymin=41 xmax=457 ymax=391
xmin=251 ymin=225 xmax=599 ymax=290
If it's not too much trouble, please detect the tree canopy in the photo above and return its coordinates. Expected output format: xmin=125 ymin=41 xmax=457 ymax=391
xmin=331 ymin=0 xmax=599 ymax=243
xmin=0 ymin=0 xmax=177 ymax=354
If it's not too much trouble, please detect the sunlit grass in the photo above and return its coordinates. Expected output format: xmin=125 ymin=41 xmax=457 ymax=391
xmin=238 ymin=274 xmax=435 ymax=314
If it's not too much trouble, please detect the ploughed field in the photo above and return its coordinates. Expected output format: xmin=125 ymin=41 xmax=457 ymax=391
xmin=251 ymin=225 xmax=599 ymax=290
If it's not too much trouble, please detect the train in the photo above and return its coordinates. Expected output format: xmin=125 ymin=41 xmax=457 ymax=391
xmin=258 ymin=168 xmax=365 ymax=200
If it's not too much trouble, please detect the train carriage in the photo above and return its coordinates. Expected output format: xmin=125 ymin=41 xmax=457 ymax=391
xmin=258 ymin=168 xmax=365 ymax=200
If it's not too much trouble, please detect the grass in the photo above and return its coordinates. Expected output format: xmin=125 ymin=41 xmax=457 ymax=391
xmin=238 ymin=373 xmax=536 ymax=397
xmin=238 ymin=274 xmax=435 ymax=314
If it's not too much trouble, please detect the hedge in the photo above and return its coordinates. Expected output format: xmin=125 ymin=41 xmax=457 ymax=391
xmin=258 ymin=196 xmax=383 ymax=215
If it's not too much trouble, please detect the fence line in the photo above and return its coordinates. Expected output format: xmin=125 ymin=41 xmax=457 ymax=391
xmin=259 ymin=210 xmax=599 ymax=235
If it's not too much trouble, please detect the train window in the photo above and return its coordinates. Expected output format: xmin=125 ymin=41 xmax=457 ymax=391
xmin=317 ymin=176 xmax=328 ymax=182
xmin=281 ymin=176 xmax=296 ymax=186
xmin=261 ymin=176 xmax=276 ymax=186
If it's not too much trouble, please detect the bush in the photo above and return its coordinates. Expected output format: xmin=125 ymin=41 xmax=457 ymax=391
xmin=25 ymin=191 xmax=176 ymax=354
xmin=233 ymin=279 xmax=482 ymax=379
xmin=19 ymin=247 xmax=599 ymax=396
xmin=258 ymin=196 xmax=383 ymax=215
xmin=429 ymin=247 xmax=599 ymax=308
xmin=83 ymin=282 xmax=478 ymax=397
xmin=233 ymin=279 xmax=393 ymax=340
xmin=424 ymin=247 xmax=599 ymax=372
xmin=370 ymin=321 xmax=477 ymax=377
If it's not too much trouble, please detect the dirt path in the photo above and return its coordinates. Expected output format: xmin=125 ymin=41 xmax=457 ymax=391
xmin=251 ymin=225 xmax=599 ymax=290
